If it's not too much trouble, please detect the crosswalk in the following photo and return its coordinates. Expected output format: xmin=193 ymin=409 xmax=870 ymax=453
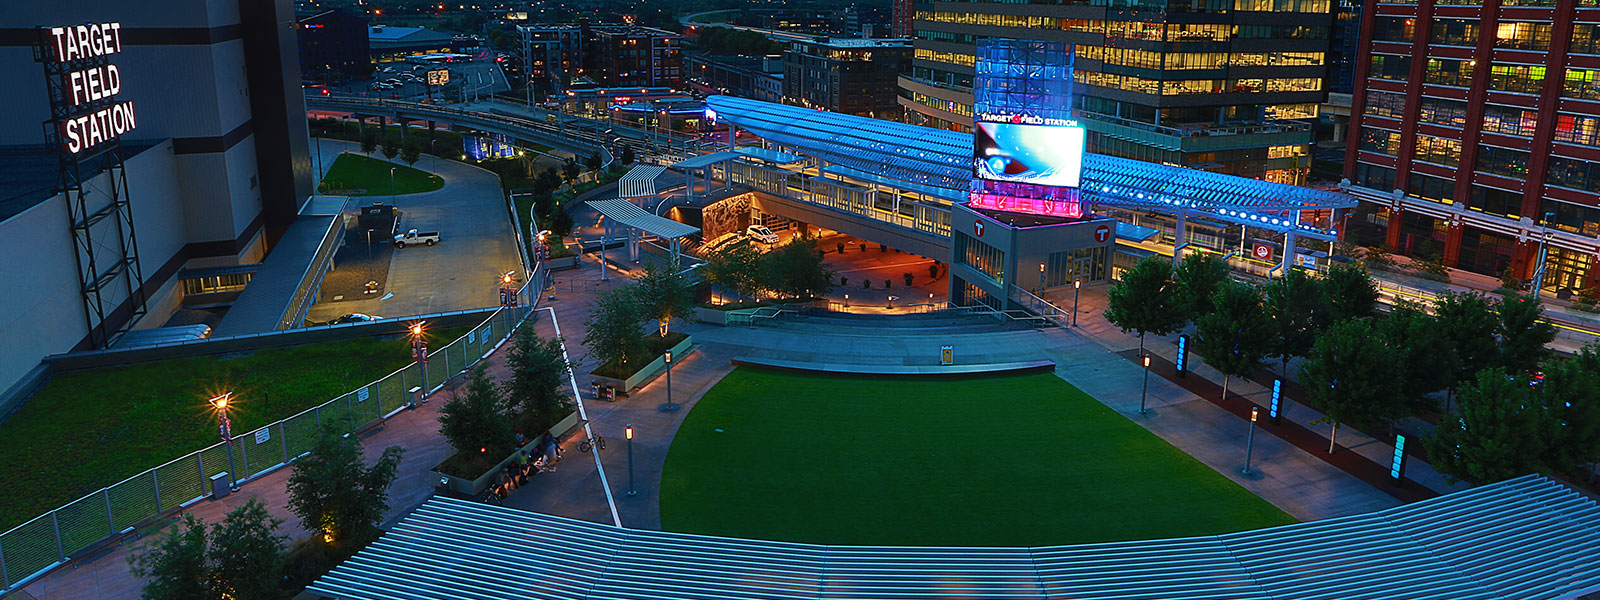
xmin=617 ymin=165 xmax=667 ymax=198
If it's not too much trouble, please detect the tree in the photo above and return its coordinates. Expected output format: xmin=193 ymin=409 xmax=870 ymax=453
xmin=438 ymin=365 xmax=514 ymax=458
xmin=1322 ymin=262 xmax=1378 ymax=323
xmin=562 ymin=159 xmax=581 ymax=183
xmin=129 ymin=514 xmax=209 ymax=600
xmin=1435 ymin=291 xmax=1500 ymax=403
xmin=703 ymin=242 xmax=764 ymax=299
xmin=548 ymin=202 xmax=575 ymax=237
xmin=381 ymin=137 xmax=401 ymax=160
xmin=1425 ymin=368 xmax=1548 ymax=484
xmin=1538 ymin=351 xmax=1600 ymax=480
xmin=1376 ymin=301 xmax=1458 ymax=413
xmin=1299 ymin=319 xmax=1404 ymax=452
xmin=401 ymin=139 xmax=422 ymax=167
xmin=1494 ymin=292 xmax=1556 ymax=375
xmin=1103 ymin=255 xmax=1184 ymax=356
xmin=621 ymin=145 xmax=636 ymax=165
xmin=1194 ymin=281 xmax=1272 ymax=401
xmin=207 ymin=499 xmax=287 ymax=600
xmin=286 ymin=424 xmax=404 ymax=548
xmin=505 ymin=325 xmax=573 ymax=419
xmin=536 ymin=167 xmax=563 ymax=194
xmin=760 ymin=237 xmax=836 ymax=299
xmin=584 ymin=287 xmax=646 ymax=369
xmin=586 ymin=151 xmax=603 ymax=172
xmin=359 ymin=129 xmax=378 ymax=156
xmin=1171 ymin=252 xmax=1228 ymax=324
xmin=129 ymin=500 xmax=286 ymax=600
xmin=1262 ymin=268 xmax=1328 ymax=377
xmin=634 ymin=258 xmax=699 ymax=336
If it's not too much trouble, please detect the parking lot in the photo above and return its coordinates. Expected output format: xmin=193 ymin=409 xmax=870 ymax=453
xmin=305 ymin=139 xmax=523 ymax=325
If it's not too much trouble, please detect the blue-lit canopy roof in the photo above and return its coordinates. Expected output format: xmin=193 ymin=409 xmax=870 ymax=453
xmin=708 ymin=96 xmax=1355 ymax=234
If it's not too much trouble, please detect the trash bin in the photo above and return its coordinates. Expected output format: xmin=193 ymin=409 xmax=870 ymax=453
xmin=210 ymin=473 xmax=231 ymax=500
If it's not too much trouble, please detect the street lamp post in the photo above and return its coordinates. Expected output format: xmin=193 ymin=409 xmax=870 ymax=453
xmin=1038 ymin=263 xmax=1045 ymax=295
xmin=210 ymin=393 xmax=240 ymax=491
xmin=663 ymin=350 xmax=677 ymax=411
xmin=1140 ymin=354 xmax=1151 ymax=414
xmin=409 ymin=322 xmax=429 ymax=408
xmin=389 ymin=167 xmax=397 ymax=204
xmin=1072 ymin=279 xmax=1081 ymax=326
xmin=625 ymin=424 xmax=636 ymax=496
xmin=1242 ymin=407 xmax=1259 ymax=476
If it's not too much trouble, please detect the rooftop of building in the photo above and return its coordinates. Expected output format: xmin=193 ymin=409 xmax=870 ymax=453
xmin=367 ymin=25 xmax=453 ymax=42
xmin=684 ymin=51 xmax=783 ymax=73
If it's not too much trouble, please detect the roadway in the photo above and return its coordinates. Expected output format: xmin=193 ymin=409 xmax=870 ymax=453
xmin=679 ymin=10 xmax=819 ymax=42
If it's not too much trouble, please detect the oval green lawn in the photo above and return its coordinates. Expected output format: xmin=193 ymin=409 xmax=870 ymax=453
xmin=661 ymin=368 xmax=1296 ymax=547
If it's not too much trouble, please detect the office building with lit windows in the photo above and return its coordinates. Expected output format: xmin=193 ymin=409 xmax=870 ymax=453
xmin=784 ymin=38 xmax=912 ymax=118
xmin=1343 ymin=0 xmax=1600 ymax=294
xmin=900 ymin=0 xmax=1332 ymax=185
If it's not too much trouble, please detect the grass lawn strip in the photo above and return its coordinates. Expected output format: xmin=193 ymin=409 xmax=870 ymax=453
xmin=661 ymin=368 xmax=1296 ymax=547
xmin=317 ymin=153 xmax=443 ymax=196
xmin=0 ymin=327 xmax=465 ymax=532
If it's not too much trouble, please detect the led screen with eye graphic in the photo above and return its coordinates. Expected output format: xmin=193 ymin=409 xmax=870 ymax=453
xmin=974 ymin=122 xmax=1087 ymax=188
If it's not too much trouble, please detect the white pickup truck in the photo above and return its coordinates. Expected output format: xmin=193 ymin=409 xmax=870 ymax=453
xmin=393 ymin=229 xmax=440 ymax=248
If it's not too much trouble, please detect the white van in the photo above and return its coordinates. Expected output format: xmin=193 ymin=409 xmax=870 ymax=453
xmin=744 ymin=225 xmax=779 ymax=244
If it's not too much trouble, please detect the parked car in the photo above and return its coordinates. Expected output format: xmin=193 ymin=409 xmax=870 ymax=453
xmin=744 ymin=225 xmax=779 ymax=244
xmin=394 ymin=229 xmax=441 ymax=248
xmin=327 ymin=313 xmax=382 ymax=326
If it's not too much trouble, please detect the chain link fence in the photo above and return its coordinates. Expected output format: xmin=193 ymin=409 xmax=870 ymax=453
xmin=0 ymin=272 xmax=543 ymax=593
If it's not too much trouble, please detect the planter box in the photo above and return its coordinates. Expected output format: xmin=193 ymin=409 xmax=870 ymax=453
xmin=430 ymin=410 xmax=580 ymax=496
xmin=543 ymin=255 xmax=579 ymax=270
xmin=590 ymin=335 xmax=694 ymax=396
xmin=694 ymin=307 xmax=728 ymax=326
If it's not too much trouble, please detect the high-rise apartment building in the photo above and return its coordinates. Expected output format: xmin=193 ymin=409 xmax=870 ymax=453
xmin=1342 ymin=0 xmax=1600 ymax=294
xmin=901 ymin=0 xmax=1332 ymax=184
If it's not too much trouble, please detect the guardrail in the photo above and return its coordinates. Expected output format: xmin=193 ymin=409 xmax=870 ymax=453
xmin=0 ymin=264 xmax=547 ymax=595
xmin=282 ymin=217 xmax=346 ymax=330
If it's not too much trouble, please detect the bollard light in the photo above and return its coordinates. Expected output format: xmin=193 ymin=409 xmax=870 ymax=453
xmin=625 ymin=424 xmax=634 ymax=440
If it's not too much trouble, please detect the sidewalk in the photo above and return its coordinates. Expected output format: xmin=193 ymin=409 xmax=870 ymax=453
xmin=1042 ymin=285 xmax=1470 ymax=500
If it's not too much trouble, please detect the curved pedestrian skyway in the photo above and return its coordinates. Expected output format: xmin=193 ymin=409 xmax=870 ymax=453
xmin=305 ymin=474 xmax=1600 ymax=600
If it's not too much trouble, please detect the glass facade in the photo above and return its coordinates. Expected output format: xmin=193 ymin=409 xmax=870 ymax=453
xmin=1360 ymin=127 xmax=1402 ymax=154
xmin=1480 ymin=105 xmax=1538 ymax=137
xmin=1418 ymin=97 xmax=1468 ymax=127
xmin=1553 ymin=114 xmax=1600 ymax=147
xmin=1474 ymin=146 xmax=1531 ymax=179
xmin=1414 ymin=134 xmax=1462 ymax=167
xmin=1424 ymin=58 xmax=1473 ymax=87
xmin=955 ymin=231 xmax=1005 ymax=284
xmin=1489 ymin=64 xmax=1547 ymax=94
xmin=1467 ymin=185 xmax=1523 ymax=218
xmin=907 ymin=0 xmax=1327 ymax=183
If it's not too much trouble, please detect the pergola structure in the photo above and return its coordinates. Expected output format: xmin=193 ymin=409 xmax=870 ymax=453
xmin=303 ymin=474 xmax=1600 ymax=600
xmin=705 ymin=95 xmax=1359 ymax=270
xmin=585 ymin=199 xmax=700 ymax=278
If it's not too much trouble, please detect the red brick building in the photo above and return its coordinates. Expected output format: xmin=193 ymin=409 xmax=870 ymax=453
xmin=1343 ymin=0 xmax=1600 ymax=294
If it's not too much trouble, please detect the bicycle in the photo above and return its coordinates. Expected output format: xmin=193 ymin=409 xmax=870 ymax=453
xmin=579 ymin=435 xmax=606 ymax=452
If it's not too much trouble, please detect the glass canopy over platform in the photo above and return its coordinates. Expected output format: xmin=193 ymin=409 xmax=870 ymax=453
xmin=706 ymin=95 xmax=1356 ymax=239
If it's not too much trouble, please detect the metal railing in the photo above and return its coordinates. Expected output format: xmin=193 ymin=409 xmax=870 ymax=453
xmin=0 ymin=265 xmax=547 ymax=595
